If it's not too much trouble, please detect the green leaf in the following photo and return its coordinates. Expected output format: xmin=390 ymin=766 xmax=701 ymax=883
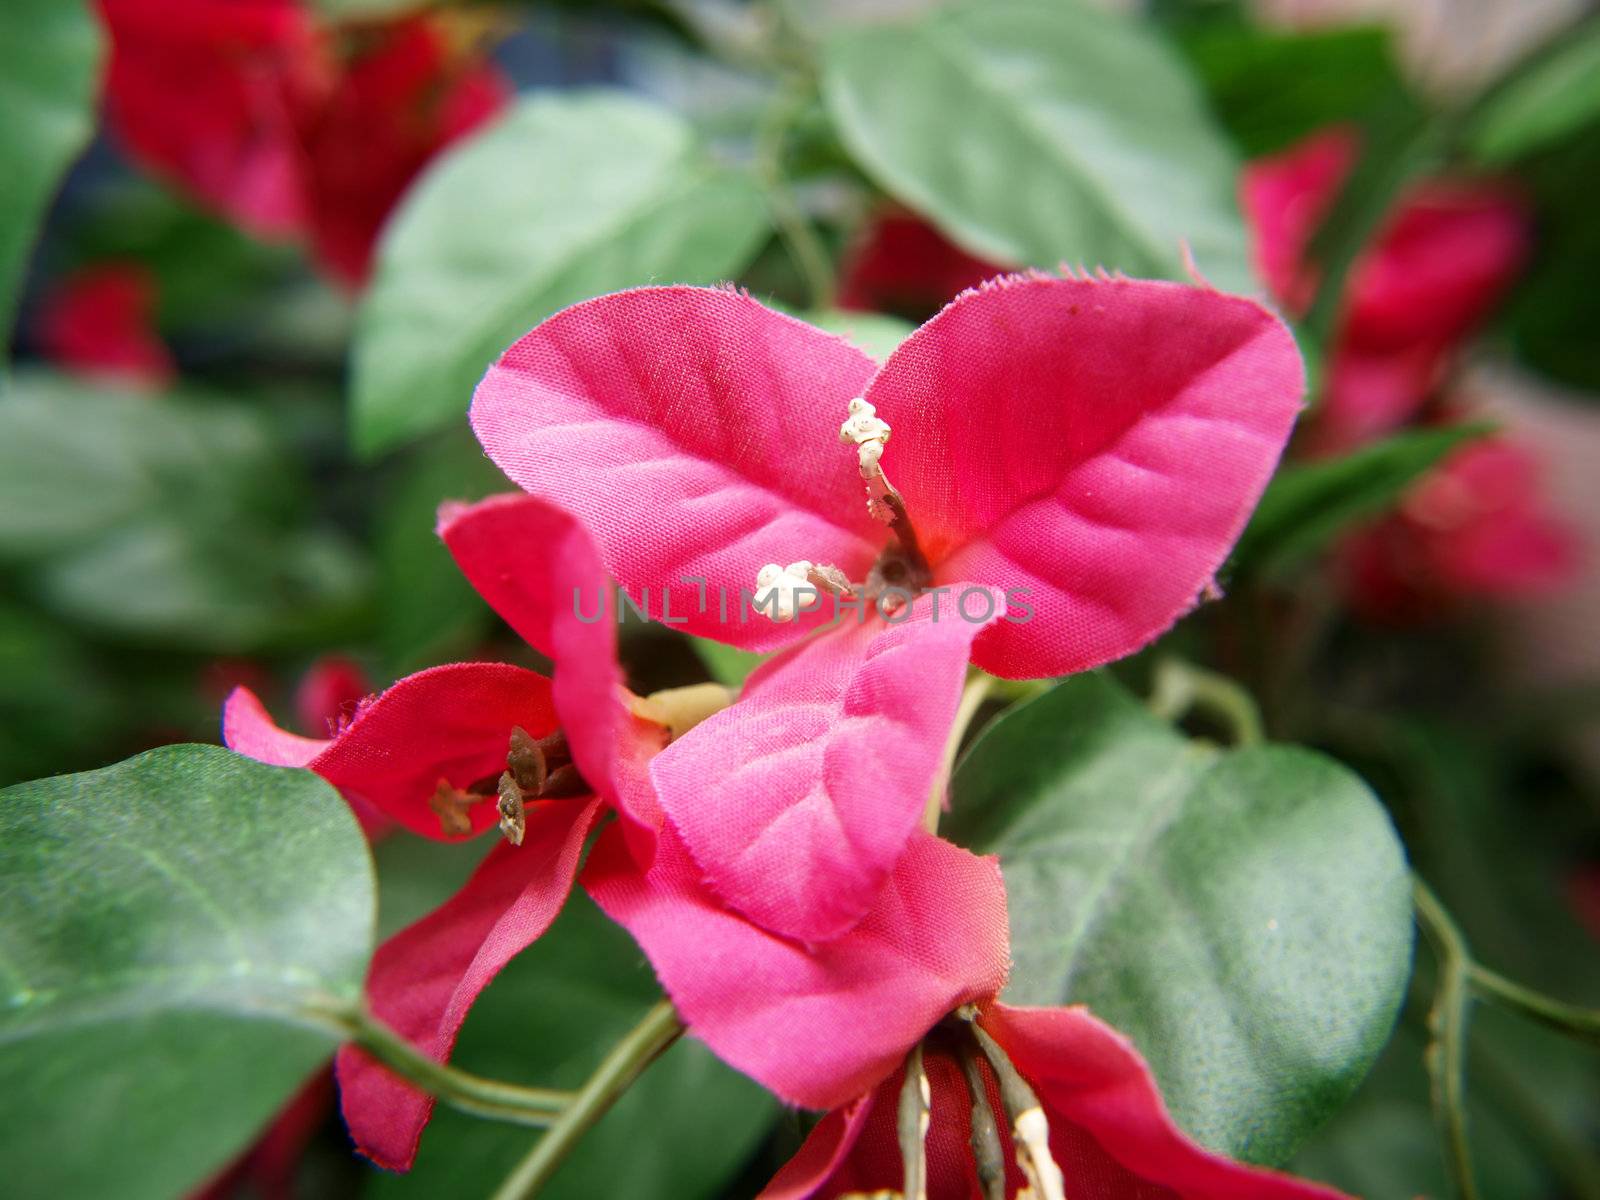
xmin=1231 ymin=423 xmax=1492 ymax=577
xmin=0 ymin=0 xmax=102 ymax=361
xmin=804 ymin=309 xmax=914 ymax=362
xmin=0 ymin=374 xmax=371 ymax=650
xmin=0 ymin=745 xmax=376 ymax=1200
xmin=821 ymin=0 xmax=1252 ymax=291
xmin=352 ymin=92 xmax=771 ymax=457
xmin=375 ymin=428 xmax=506 ymax=674
xmin=689 ymin=635 xmax=767 ymax=690
xmin=1471 ymin=23 xmax=1600 ymax=165
xmin=947 ymin=675 xmax=1413 ymax=1164
xmin=369 ymin=892 xmax=777 ymax=1200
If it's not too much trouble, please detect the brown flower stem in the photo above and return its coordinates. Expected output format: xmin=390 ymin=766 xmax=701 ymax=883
xmin=955 ymin=1037 xmax=1009 ymax=1200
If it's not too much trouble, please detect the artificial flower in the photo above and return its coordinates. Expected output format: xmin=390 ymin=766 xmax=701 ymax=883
xmin=34 ymin=262 xmax=174 ymax=389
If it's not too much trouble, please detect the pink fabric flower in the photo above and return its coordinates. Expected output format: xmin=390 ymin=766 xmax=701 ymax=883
xmin=225 ymin=493 xmax=652 ymax=1169
xmin=760 ymin=1003 xmax=1351 ymax=1200
xmin=1341 ymin=435 xmax=1580 ymax=620
xmin=96 ymin=1 xmax=508 ymax=288
xmin=35 ymin=263 xmax=175 ymax=389
xmin=1241 ymin=127 xmax=1529 ymax=454
xmin=471 ymin=279 xmax=1303 ymax=940
xmin=838 ymin=209 xmax=1008 ymax=319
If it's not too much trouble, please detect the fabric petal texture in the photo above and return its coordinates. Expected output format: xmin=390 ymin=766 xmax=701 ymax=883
xmin=583 ymin=825 xmax=1009 ymax=1111
xmin=651 ymin=589 xmax=1005 ymax=942
xmin=224 ymin=661 xmax=557 ymax=839
xmin=871 ymin=274 xmax=1304 ymax=678
xmin=438 ymin=493 xmax=630 ymax=807
xmin=469 ymin=286 xmax=885 ymax=649
xmin=336 ymin=799 xmax=601 ymax=1170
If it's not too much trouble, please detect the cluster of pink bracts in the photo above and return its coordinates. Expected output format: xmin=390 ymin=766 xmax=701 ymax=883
xmin=222 ymin=276 xmax=1369 ymax=1198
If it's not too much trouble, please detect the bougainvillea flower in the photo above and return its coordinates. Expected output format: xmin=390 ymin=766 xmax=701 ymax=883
xmin=97 ymin=0 xmax=509 ymax=288
xmin=225 ymin=493 xmax=665 ymax=1169
xmin=293 ymin=15 xmax=510 ymax=287
xmin=759 ymin=1003 xmax=1351 ymax=1200
xmin=98 ymin=0 xmax=323 ymax=236
xmin=472 ymin=279 xmax=1303 ymax=939
xmin=1341 ymin=435 xmax=1579 ymax=621
xmin=35 ymin=263 xmax=174 ymax=389
xmin=1241 ymin=127 xmax=1528 ymax=454
xmin=838 ymin=208 xmax=1008 ymax=319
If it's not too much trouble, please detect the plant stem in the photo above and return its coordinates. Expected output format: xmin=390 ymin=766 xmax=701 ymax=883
xmin=490 ymin=999 xmax=684 ymax=1200
xmin=330 ymin=1005 xmax=571 ymax=1127
xmin=756 ymin=77 xmax=837 ymax=311
xmin=1413 ymin=879 xmax=1481 ymax=1200
xmin=924 ymin=672 xmax=994 ymax=833
xmin=1469 ymin=964 xmax=1600 ymax=1050
xmin=1147 ymin=657 xmax=1265 ymax=747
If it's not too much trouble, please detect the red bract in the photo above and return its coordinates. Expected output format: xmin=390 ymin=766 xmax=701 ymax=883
xmin=471 ymin=279 xmax=1303 ymax=939
xmin=35 ymin=263 xmax=174 ymax=389
xmin=1242 ymin=127 xmax=1529 ymax=454
xmin=225 ymin=494 xmax=651 ymax=1169
xmin=838 ymin=209 xmax=1008 ymax=318
xmin=1342 ymin=436 xmax=1579 ymax=621
xmin=760 ymin=1004 xmax=1351 ymax=1200
xmin=96 ymin=1 xmax=508 ymax=288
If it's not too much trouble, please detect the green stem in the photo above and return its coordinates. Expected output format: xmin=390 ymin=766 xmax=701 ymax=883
xmin=331 ymin=1005 xmax=570 ymax=1127
xmin=924 ymin=672 xmax=994 ymax=833
xmin=1414 ymin=879 xmax=1481 ymax=1200
xmin=1469 ymin=964 xmax=1600 ymax=1049
xmin=756 ymin=77 xmax=837 ymax=311
xmin=1147 ymin=658 xmax=1265 ymax=747
xmin=490 ymin=1000 xmax=684 ymax=1200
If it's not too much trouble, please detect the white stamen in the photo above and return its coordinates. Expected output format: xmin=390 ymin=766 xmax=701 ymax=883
xmin=839 ymin=397 xmax=898 ymax=523
xmin=1014 ymin=1108 xmax=1066 ymax=1200
xmin=752 ymin=560 xmax=817 ymax=622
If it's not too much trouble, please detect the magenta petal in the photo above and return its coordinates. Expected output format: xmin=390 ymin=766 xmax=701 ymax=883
xmin=583 ymin=824 xmax=1010 ymax=1111
xmin=872 ymin=275 xmax=1303 ymax=679
xmin=469 ymin=286 xmax=885 ymax=649
xmin=989 ymin=1004 xmax=1350 ymax=1199
xmin=651 ymin=589 xmax=1004 ymax=942
xmin=225 ymin=662 xmax=559 ymax=840
xmin=438 ymin=493 xmax=628 ymax=805
xmin=336 ymin=799 xmax=602 ymax=1170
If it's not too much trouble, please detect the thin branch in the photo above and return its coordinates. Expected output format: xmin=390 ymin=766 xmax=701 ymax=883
xmin=755 ymin=77 xmax=837 ymax=311
xmin=324 ymin=1004 xmax=570 ymax=1127
xmin=1147 ymin=657 xmax=1265 ymax=747
xmin=924 ymin=672 xmax=994 ymax=833
xmin=1414 ymin=878 xmax=1481 ymax=1200
xmin=1469 ymin=963 xmax=1600 ymax=1050
xmin=490 ymin=999 xmax=684 ymax=1199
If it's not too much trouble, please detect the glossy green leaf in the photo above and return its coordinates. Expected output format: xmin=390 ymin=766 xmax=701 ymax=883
xmin=948 ymin=674 xmax=1413 ymax=1165
xmin=0 ymin=0 xmax=102 ymax=361
xmin=1472 ymin=24 xmax=1600 ymax=165
xmin=369 ymin=892 xmax=778 ymax=1200
xmin=821 ymin=0 xmax=1252 ymax=291
xmin=352 ymin=92 xmax=771 ymax=457
xmin=1231 ymin=422 xmax=1492 ymax=577
xmin=689 ymin=635 xmax=767 ymax=690
xmin=0 ymin=745 xmax=376 ymax=1200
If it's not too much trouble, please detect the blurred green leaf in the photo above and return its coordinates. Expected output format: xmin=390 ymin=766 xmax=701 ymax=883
xmin=375 ymin=428 xmax=505 ymax=674
xmin=369 ymin=891 xmax=778 ymax=1200
xmin=948 ymin=674 xmax=1413 ymax=1165
xmin=0 ymin=745 xmax=375 ymax=1200
xmin=352 ymin=92 xmax=771 ymax=457
xmin=1182 ymin=23 xmax=1415 ymax=158
xmin=0 ymin=374 xmax=370 ymax=650
xmin=821 ymin=0 xmax=1252 ymax=291
xmin=1471 ymin=23 xmax=1600 ymax=165
xmin=0 ymin=0 xmax=101 ymax=362
xmin=0 ymin=602 xmax=117 ymax=786
xmin=804 ymin=309 xmax=914 ymax=362
xmin=1231 ymin=423 xmax=1493 ymax=578
xmin=689 ymin=635 xmax=766 ymax=689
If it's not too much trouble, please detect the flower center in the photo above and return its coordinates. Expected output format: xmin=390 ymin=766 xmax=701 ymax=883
xmin=427 ymin=726 xmax=588 ymax=844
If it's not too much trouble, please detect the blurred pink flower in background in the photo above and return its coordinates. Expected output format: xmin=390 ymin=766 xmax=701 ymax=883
xmin=1241 ymin=126 xmax=1529 ymax=455
xmin=837 ymin=208 xmax=1007 ymax=317
xmin=96 ymin=0 xmax=509 ymax=288
xmin=35 ymin=262 xmax=173 ymax=388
